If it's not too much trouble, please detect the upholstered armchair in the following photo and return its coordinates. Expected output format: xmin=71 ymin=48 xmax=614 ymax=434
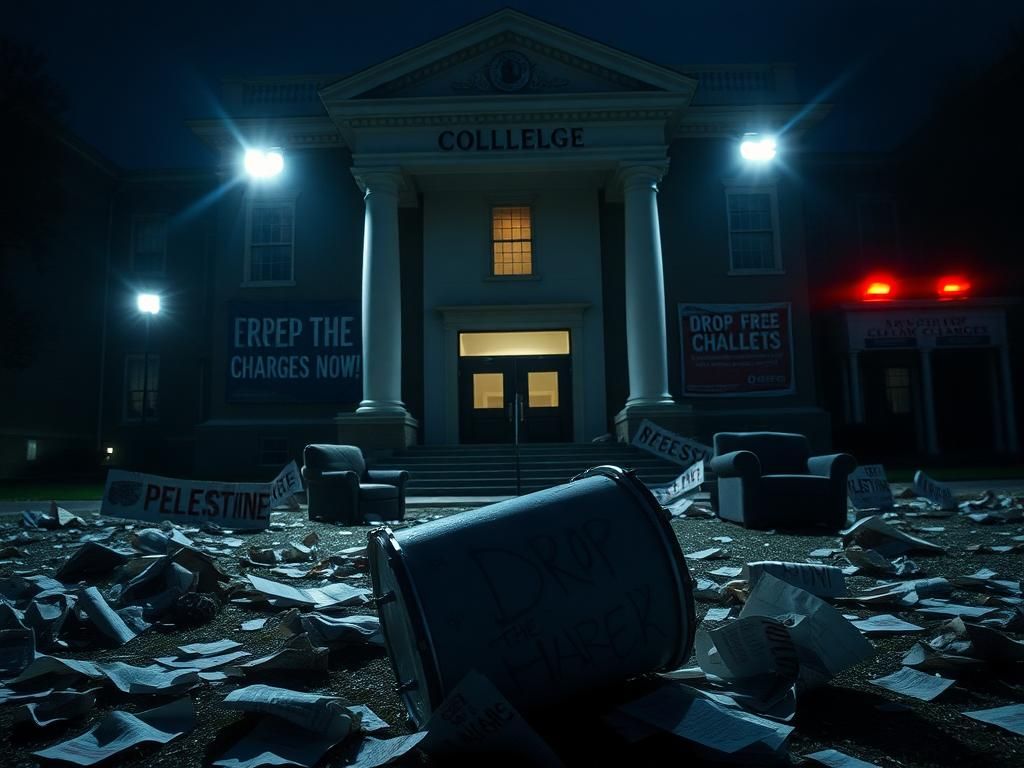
xmin=301 ymin=444 xmax=410 ymax=524
xmin=709 ymin=432 xmax=856 ymax=530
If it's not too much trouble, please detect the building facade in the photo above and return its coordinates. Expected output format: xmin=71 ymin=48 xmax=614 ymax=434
xmin=3 ymin=10 xmax=1019 ymax=481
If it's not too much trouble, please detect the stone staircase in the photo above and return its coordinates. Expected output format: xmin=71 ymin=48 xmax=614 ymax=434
xmin=370 ymin=442 xmax=684 ymax=497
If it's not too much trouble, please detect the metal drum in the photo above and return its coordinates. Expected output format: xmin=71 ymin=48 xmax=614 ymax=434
xmin=368 ymin=465 xmax=696 ymax=727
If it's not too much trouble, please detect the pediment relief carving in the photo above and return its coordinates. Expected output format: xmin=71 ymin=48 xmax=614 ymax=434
xmin=357 ymin=32 xmax=657 ymax=99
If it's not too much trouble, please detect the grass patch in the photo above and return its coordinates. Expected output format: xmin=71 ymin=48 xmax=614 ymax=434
xmin=0 ymin=483 xmax=105 ymax=501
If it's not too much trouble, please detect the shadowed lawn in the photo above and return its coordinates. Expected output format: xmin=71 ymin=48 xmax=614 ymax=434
xmin=0 ymin=482 xmax=105 ymax=501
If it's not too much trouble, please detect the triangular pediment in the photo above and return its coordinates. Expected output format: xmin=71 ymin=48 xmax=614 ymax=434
xmin=321 ymin=10 xmax=695 ymax=102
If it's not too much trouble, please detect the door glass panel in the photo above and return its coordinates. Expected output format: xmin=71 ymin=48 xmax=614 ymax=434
xmin=459 ymin=331 xmax=569 ymax=357
xmin=473 ymin=373 xmax=504 ymax=409
xmin=528 ymin=371 xmax=559 ymax=408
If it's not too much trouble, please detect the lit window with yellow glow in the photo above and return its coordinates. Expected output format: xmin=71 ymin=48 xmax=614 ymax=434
xmin=492 ymin=206 xmax=532 ymax=275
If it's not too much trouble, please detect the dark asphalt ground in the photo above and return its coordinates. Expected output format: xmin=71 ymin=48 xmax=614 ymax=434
xmin=1 ymin=491 xmax=1022 ymax=767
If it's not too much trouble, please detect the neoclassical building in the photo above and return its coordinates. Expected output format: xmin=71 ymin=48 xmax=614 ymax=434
xmin=3 ymin=9 xmax=1018 ymax=480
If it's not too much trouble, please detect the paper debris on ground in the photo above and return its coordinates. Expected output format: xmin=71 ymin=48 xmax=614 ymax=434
xmin=686 ymin=547 xmax=728 ymax=561
xmin=709 ymin=566 xmax=743 ymax=579
xmin=212 ymin=715 xmax=351 ymax=768
xmin=962 ymin=704 xmax=1024 ymax=737
xmin=703 ymin=607 xmax=733 ymax=622
xmin=740 ymin=573 xmax=874 ymax=686
xmin=244 ymin=574 xmax=369 ymax=609
xmin=850 ymin=614 xmax=925 ymax=634
xmin=78 ymin=586 xmax=137 ymax=645
xmin=841 ymin=516 xmax=945 ymax=556
xmin=914 ymin=599 xmax=999 ymax=619
xmin=55 ymin=542 xmax=132 ymax=581
xmin=10 ymin=655 xmax=104 ymax=686
xmin=422 ymin=670 xmax=563 ymax=767
xmin=805 ymin=748 xmax=882 ymax=768
xmin=175 ymin=638 xmax=242 ymax=656
xmin=96 ymin=661 xmax=201 ymax=694
xmin=618 ymin=681 xmax=793 ymax=758
xmin=236 ymin=633 xmax=329 ymax=675
xmin=869 ymin=666 xmax=955 ymax=701
xmin=221 ymin=684 xmax=356 ymax=740
xmin=241 ymin=618 xmax=268 ymax=631
xmin=15 ymin=688 xmax=98 ymax=727
xmin=743 ymin=561 xmax=846 ymax=598
xmin=649 ymin=461 xmax=705 ymax=505
xmin=696 ymin=615 xmax=799 ymax=685
xmin=33 ymin=697 xmax=195 ymax=766
xmin=155 ymin=650 xmax=251 ymax=670
xmin=346 ymin=734 xmax=428 ymax=768
xmin=284 ymin=611 xmax=383 ymax=647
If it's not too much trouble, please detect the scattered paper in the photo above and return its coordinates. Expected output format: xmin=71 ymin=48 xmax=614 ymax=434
xmin=346 ymin=733 xmax=428 ymax=768
xmin=422 ymin=670 xmax=563 ymax=766
xmin=841 ymin=516 xmax=945 ymax=556
xmin=245 ymin=575 xmax=369 ymax=609
xmin=851 ymin=614 xmax=925 ymax=634
xmin=15 ymin=688 xmax=98 ymax=727
xmin=155 ymin=650 xmax=250 ymax=670
xmin=686 ymin=547 xmax=728 ymax=561
xmin=709 ymin=566 xmax=743 ymax=579
xmin=96 ymin=661 xmax=200 ymax=695
xmin=178 ymin=639 xmax=242 ymax=656
xmin=55 ymin=542 xmax=132 ymax=581
xmin=78 ymin=586 xmax=137 ymax=645
xmin=703 ymin=607 xmax=733 ymax=622
xmin=237 ymin=633 xmax=329 ymax=675
xmin=805 ymin=748 xmax=882 ymax=768
xmin=744 ymin=561 xmax=846 ymax=598
xmin=847 ymin=464 xmax=894 ymax=510
xmin=962 ymin=704 xmax=1024 ymax=737
xmin=222 ymin=684 xmax=355 ymax=740
xmin=241 ymin=618 xmax=268 ymax=631
xmin=33 ymin=697 xmax=195 ymax=765
xmin=869 ymin=666 xmax=955 ymax=701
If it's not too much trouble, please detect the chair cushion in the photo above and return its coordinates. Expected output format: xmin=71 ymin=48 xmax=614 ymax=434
xmin=359 ymin=483 xmax=399 ymax=501
xmin=760 ymin=474 xmax=833 ymax=496
xmin=714 ymin=432 xmax=810 ymax=475
xmin=303 ymin=444 xmax=366 ymax=477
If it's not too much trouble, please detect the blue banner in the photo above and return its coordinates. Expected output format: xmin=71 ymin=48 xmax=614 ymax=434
xmin=226 ymin=301 xmax=361 ymax=403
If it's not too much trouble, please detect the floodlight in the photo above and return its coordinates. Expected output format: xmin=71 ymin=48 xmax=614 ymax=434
xmin=740 ymin=133 xmax=777 ymax=162
xmin=244 ymin=148 xmax=284 ymax=179
xmin=137 ymin=293 xmax=161 ymax=314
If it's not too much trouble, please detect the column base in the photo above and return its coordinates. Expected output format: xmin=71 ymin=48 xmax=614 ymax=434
xmin=335 ymin=410 xmax=419 ymax=455
xmin=614 ymin=403 xmax=692 ymax=443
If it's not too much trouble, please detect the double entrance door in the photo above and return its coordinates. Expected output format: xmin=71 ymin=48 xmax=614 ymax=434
xmin=459 ymin=355 xmax=572 ymax=443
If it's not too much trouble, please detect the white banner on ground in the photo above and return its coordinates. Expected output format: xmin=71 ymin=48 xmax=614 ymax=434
xmin=101 ymin=462 xmax=301 ymax=531
xmin=912 ymin=471 xmax=956 ymax=510
xmin=651 ymin=461 xmax=705 ymax=505
xmin=846 ymin=464 xmax=893 ymax=510
xmin=631 ymin=419 xmax=712 ymax=467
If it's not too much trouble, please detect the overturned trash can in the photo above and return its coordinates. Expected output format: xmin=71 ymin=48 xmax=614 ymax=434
xmin=369 ymin=465 xmax=696 ymax=727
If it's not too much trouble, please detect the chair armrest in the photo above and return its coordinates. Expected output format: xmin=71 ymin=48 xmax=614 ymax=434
xmin=366 ymin=469 xmax=410 ymax=489
xmin=709 ymin=450 xmax=761 ymax=479
xmin=318 ymin=470 xmax=361 ymax=489
xmin=807 ymin=453 xmax=857 ymax=481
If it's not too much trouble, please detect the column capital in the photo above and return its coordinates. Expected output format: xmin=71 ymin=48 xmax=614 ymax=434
xmin=351 ymin=166 xmax=405 ymax=197
xmin=616 ymin=162 xmax=669 ymax=193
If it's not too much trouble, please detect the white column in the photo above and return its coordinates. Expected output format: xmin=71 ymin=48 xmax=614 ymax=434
xmin=848 ymin=351 xmax=864 ymax=423
xmin=919 ymin=349 xmax=939 ymax=454
xmin=997 ymin=345 xmax=1020 ymax=453
xmin=355 ymin=169 xmax=406 ymax=414
xmin=621 ymin=165 xmax=674 ymax=407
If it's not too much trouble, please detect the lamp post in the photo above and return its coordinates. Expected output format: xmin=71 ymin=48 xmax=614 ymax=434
xmin=136 ymin=293 xmax=161 ymax=430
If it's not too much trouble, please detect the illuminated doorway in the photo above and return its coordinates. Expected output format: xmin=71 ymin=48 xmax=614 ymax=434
xmin=458 ymin=330 xmax=572 ymax=443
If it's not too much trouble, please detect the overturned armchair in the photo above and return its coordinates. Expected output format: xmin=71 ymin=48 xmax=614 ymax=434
xmin=301 ymin=444 xmax=410 ymax=524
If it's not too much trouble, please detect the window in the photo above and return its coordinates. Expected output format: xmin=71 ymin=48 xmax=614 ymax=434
xmin=132 ymin=216 xmax=167 ymax=274
xmin=527 ymin=371 xmax=559 ymax=408
xmin=726 ymin=188 xmax=781 ymax=272
xmin=473 ymin=373 xmax=504 ymax=409
xmin=124 ymin=354 xmax=159 ymax=421
xmin=26 ymin=439 xmax=37 ymax=461
xmin=884 ymin=367 xmax=911 ymax=415
xmin=491 ymin=206 xmax=532 ymax=275
xmin=258 ymin=437 xmax=290 ymax=466
xmin=246 ymin=201 xmax=295 ymax=284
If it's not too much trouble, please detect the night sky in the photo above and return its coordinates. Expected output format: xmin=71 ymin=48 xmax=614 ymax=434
xmin=7 ymin=0 xmax=1024 ymax=169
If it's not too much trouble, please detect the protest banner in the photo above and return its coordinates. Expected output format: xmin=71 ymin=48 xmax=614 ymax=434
xmin=101 ymin=462 xmax=301 ymax=531
xmin=679 ymin=303 xmax=794 ymax=396
xmin=650 ymin=461 xmax=705 ymax=505
xmin=631 ymin=419 xmax=712 ymax=467
xmin=846 ymin=464 xmax=894 ymax=510
xmin=226 ymin=301 xmax=361 ymax=403
xmin=912 ymin=471 xmax=956 ymax=510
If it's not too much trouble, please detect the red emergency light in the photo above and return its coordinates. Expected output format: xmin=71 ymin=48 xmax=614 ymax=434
xmin=861 ymin=275 xmax=896 ymax=301
xmin=936 ymin=275 xmax=970 ymax=298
